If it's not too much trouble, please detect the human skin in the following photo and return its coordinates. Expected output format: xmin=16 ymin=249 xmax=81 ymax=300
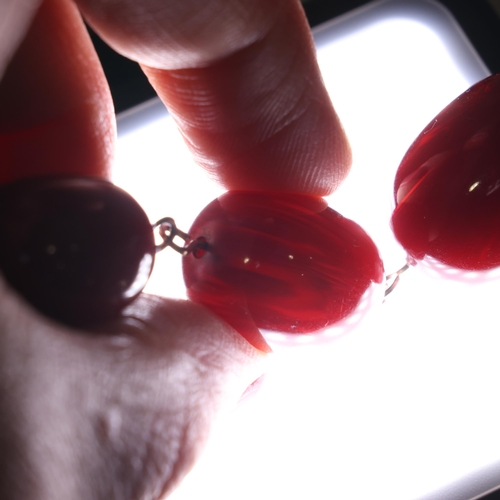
xmin=0 ymin=0 xmax=351 ymax=498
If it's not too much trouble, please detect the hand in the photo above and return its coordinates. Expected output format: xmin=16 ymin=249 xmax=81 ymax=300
xmin=0 ymin=0 xmax=351 ymax=498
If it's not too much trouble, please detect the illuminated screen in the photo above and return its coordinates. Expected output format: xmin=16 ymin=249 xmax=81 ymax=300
xmin=113 ymin=1 xmax=497 ymax=499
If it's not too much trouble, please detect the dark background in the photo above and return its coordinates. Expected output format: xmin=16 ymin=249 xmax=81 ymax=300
xmin=89 ymin=0 xmax=500 ymax=114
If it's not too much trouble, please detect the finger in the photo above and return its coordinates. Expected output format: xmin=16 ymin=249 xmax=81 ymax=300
xmin=76 ymin=0 xmax=352 ymax=196
xmin=0 ymin=277 xmax=267 ymax=498
xmin=0 ymin=0 xmax=115 ymax=184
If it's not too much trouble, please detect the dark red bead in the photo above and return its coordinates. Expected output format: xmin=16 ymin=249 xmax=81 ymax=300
xmin=0 ymin=176 xmax=155 ymax=325
xmin=391 ymin=73 xmax=500 ymax=270
xmin=182 ymin=192 xmax=384 ymax=341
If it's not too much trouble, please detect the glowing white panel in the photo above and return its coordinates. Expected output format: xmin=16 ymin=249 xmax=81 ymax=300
xmin=113 ymin=1 xmax=498 ymax=499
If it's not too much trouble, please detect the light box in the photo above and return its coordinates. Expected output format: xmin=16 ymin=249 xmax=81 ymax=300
xmin=113 ymin=1 xmax=498 ymax=498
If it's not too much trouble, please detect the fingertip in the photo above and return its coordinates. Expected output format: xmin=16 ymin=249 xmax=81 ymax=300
xmin=143 ymin=31 xmax=351 ymax=196
xmin=78 ymin=0 xmax=351 ymax=195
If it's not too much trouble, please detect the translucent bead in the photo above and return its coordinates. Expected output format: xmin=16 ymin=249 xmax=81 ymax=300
xmin=0 ymin=176 xmax=155 ymax=325
xmin=392 ymin=73 xmax=500 ymax=271
xmin=183 ymin=192 xmax=384 ymax=345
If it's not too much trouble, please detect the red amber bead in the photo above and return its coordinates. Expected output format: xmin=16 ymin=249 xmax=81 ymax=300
xmin=392 ymin=73 xmax=500 ymax=270
xmin=0 ymin=176 xmax=155 ymax=325
xmin=183 ymin=192 xmax=384 ymax=342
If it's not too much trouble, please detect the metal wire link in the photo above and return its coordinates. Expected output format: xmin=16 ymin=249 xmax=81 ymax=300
xmin=384 ymin=263 xmax=410 ymax=297
xmin=153 ymin=217 xmax=192 ymax=255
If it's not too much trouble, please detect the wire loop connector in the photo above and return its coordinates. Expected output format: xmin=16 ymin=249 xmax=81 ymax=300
xmin=384 ymin=263 xmax=410 ymax=298
xmin=153 ymin=217 xmax=192 ymax=255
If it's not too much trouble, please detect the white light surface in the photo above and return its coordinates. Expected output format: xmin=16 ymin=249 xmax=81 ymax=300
xmin=113 ymin=1 xmax=499 ymax=499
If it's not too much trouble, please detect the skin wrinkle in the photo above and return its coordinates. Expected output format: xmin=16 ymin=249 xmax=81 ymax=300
xmin=254 ymin=78 xmax=311 ymax=146
xmin=171 ymin=95 xmax=320 ymax=180
xmin=77 ymin=0 xmax=283 ymax=69
xmin=233 ymin=29 xmax=312 ymax=135
xmin=230 ymin=31 xmax=298 ymax=124
xmin=283 ymin=89 xmax=350 ymax=191
xmin=155 ymin=70 xmax=315 ymax=166
xmin=154 ymin=21 xmax=306 ymax=136
xmin=230 ymin=65 xmax=311 ymax=146
xmin=185 ymin=93 xmax=337 ymax=191
xmin=271 ymin=113 xmax=312 ymax=176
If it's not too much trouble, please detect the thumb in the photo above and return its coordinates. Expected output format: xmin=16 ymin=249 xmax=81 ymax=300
xmin=0 ymin=277 xmax=267 ymax=499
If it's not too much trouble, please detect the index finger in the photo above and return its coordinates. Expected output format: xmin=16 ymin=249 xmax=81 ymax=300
xmin=77 ymin=0 xmax=352 ymax=196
